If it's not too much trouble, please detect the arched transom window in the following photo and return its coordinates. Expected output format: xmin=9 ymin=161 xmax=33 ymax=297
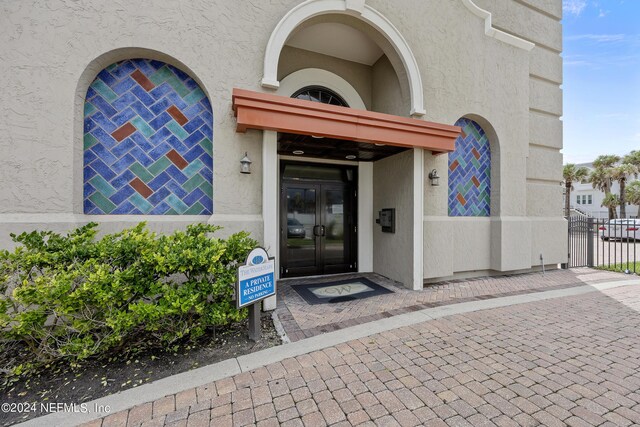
xmin=292 ymin=86 xmax=349 ymax=107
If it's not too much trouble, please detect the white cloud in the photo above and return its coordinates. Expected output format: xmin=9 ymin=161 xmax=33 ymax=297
xmin=565 ymin=34 xmax=625 ymax=42
xmin=563 ymin=0 xmax=588 ymax=15
xmin=597 ymin=113 xmax=629 ymax=120
xmin=564 ymin=60 xmax=593 ymax=66
xmin=598 ymin=9 xmax=609 ymax=17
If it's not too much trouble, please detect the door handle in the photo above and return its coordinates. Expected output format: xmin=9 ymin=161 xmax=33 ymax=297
xmin=313 ymin=225 xmax=326 ymax=236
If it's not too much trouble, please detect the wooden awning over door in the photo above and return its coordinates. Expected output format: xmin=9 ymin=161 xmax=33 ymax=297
xmin=232 ymin=88 xmax=460 ymax=154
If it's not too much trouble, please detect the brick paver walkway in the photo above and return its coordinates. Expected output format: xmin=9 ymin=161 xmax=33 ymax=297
xmin=276 ymin=269 xmax=624 ymax=341
xmin=86 ymin=275 xmax=640 ymax=427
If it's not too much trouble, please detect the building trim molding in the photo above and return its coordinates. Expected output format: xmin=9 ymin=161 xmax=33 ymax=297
xmin=461 ymin=0 xmax=535 ymax=51
xmin=261 ymin=0 xmax=426 ymax=116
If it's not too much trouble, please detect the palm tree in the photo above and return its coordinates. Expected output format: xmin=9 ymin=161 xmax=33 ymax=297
xmin=563 ymin=163 xmax=589 ymax=217
xmin=624 ymin=150 xmax=640 ymax=169
xmin=611 ymin=163 xmax=639 ymax=218
xmin=593 ymin=154 xmax=621 ymax=169
xmin=590 ymin=155 xmax=620 ymax=219
xmin=589 ymin=168 xmax=614 ymax=218
xmin=601 ymin=193 xmax=620 ymax=218
xmin=626 ymin=180 xmax=640 ymax=218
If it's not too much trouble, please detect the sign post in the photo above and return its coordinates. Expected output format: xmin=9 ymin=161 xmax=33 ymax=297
xmin=237 ymin=248 xmax=276 ymax=341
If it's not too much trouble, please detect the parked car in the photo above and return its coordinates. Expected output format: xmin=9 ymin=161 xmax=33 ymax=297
xmin=287 ymin=218 xmax=306 ymax=238
xmin=599 ymin=219 xmax=640 ymax=241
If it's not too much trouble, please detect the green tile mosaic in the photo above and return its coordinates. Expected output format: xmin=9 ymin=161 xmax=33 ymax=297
xmin=199 ymin=181 xmax=213 ymax=199
xmin=129 ymin=193 xmax=153 ymax=213
xmin=89 ymin=192 xmax=116 ymax=213
xmin=129 ymin=162 xmax=155 ymax=183
xmin=183 ymin=174 xmax=205 ymax=193
xmin=131 ymin=117 xmax=155 ymax=138
xmin=166 ymin=120 xmax=189 ymax=140
xmin=84 ymin=133 xmax=99 ymax=150
xmin=199 ymin=138 xmax=212 ymax=152
xmin=148 ymin=156 xmax=171 ymax=176
xmin=182 ymin=159 xmax=204 ymax=179
xmin=90 ymin=175 xmax=116 ymax=197
xmin=90 ymin=79 xmax=118 ymax=102
xmin=184 ymin=202 xmax=205 ymax=215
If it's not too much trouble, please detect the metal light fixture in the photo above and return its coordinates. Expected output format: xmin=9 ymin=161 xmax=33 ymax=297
xmin=240 ymin=152 xmax=252 ymax=174
xmin=428 ymin=169 xmax=440 ymax=186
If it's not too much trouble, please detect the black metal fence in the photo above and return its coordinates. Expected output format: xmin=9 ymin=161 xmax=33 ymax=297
xmin=567 ymin=216 xmax=639 ymax=273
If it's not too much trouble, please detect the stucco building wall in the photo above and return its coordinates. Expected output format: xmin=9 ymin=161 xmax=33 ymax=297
xmin=372 ymin=150 xmax=415 ymax=287
xmin=472 ymin=0 xmax=566 ymax=266
xmin=0 ymin=0 xmax=565 ymax=285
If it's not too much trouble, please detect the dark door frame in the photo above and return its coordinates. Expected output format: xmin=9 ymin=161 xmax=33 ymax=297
xmin=279 ymin=161 xmax=358 ymax=278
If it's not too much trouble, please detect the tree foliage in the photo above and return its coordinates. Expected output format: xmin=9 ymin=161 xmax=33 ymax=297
xmin=601 ymin=193 xmax=621 ymax=212
xmin=563 ymin=163 xmax=589 ymax=217
xmin=611 ymin=163 xmax=639 ymax=218
xmin=585 ymin=152 xmax=640 ymax=219
xmin=626 ymin=180 xmax=640 ymax=217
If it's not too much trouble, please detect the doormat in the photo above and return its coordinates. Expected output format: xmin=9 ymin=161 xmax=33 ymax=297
xmin=291 ymin=277 xmax=394 ymax=305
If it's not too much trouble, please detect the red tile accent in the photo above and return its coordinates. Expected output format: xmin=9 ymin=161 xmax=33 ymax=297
xmin=111 ymin=122 xmax=136 ymax=142
xmin=450 ymin=160 xmax=460 ymax=172
xmin=472 ymin=147 xmax=481 ymax=160
xmin=472 ymin=176 xmax=481 ymax=187
xmin=456 ymin=193 xmax=467 ymax=206
xmin=166 ymin=149 xmax=188 ymax=170
xmin=130 ymin=178 xmax=153 ymax=199
xmin=131 ymin=70 xmax=155 ymax=92
xmin=167 ymin=105 xmax=188 ymax=126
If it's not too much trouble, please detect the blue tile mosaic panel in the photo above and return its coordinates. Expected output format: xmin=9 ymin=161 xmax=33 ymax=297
xmin=83 ymin=59 xmax=213 ymax=215
xmin=448 ymin=118 xmax=491 ymax=216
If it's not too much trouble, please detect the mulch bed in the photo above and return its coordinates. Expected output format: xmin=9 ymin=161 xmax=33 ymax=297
xmin=0 ymin=313 xmax=281 ymax=426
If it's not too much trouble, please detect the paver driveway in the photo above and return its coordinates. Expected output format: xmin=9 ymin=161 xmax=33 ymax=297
xmin=276 ymin=269 xmax=624 ymax=341
xmin=87 ymin=280 xmax=640 ymax=427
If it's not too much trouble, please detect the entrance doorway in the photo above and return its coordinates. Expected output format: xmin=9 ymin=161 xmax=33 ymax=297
xmin=280 ymin=162 xmax=357 ymax=278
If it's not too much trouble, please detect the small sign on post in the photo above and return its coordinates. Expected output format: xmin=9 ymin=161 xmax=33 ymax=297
xmin=237 ymin=247 xmax=276 ymax=341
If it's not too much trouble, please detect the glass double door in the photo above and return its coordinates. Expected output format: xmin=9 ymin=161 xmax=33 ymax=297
xmin=281 ymin=181 xmax=356 ymax=278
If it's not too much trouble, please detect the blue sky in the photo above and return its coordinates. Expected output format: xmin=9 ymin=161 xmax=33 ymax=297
xmin=562 ymin=0 xmax=640 ymax=164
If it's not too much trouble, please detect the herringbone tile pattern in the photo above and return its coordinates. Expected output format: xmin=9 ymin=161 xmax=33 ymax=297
xmin=448 ymin=118 xmax=490 ymax=216
xmin=83 ymin=59 xmax=213 ymax=215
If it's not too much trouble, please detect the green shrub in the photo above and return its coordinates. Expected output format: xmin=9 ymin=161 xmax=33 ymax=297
xmin=0 ymin=222 xmax=257 ymax=375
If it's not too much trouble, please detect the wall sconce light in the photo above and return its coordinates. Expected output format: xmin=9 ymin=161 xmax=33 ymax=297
xmin=240 ymin=152 xmax=252 ymax=174
xmin=428 ymin=169 xmax=440 ymax=186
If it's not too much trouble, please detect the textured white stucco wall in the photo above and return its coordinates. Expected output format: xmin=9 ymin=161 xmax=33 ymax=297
xmin=372 ymin=150 xmax=415 ymax=287
xmin=0 ymin=0 xmax=565 ymax=281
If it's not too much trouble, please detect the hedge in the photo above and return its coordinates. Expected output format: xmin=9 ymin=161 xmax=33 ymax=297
xmin=0 ymin=222 xmax=256 ymax=376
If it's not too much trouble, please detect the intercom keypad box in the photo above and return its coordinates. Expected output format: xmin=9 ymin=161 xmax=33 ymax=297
xmin=376 ymin=208 xmax=395 ymax=233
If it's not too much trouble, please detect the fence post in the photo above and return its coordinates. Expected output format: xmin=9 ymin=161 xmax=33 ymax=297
xmin=562 ymin=216 xmax=570 ymax=269
xmin=587 ymin=217 xmax=594 ymax=267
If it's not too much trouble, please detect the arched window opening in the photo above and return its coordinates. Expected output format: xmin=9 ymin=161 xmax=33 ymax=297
xmin=292 ymin=86 xmax=349 ymax=107
xmin=448 ymin=118 xmax=491 ymax=217
xmin=83 ymin=58 xmax=213 ymax=215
